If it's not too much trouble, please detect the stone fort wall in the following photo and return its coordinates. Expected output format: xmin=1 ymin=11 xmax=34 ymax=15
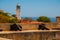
xmin=0 ymin=22 xmax=60 ymax=31
xmin=0 ymin=30 xmax=60 ymax=40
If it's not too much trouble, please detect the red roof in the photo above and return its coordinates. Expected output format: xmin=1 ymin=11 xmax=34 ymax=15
xmin=21 ymin=21 xmax=43 ymax=24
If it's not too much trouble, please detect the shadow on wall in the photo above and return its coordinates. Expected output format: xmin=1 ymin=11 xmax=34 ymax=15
xmin=38 ymin=23 xmax=49 ymax=30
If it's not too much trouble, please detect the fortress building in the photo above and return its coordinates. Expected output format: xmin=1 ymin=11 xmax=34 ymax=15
xmin=56 ymin=16 xmax=60 ymax=22
xmin=16 ymin=3 xmax=21 ymax=19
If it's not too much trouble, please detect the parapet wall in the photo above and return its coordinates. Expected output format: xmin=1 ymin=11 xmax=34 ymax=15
xmin=0 ymin=30 xmax=60 ymax=40
xmin=0 ymin=23 xmax=60 ymax=31
xmin=0 ymin=23 xmax=38 ymax=31
xmin=0 ymin=23 xmax=11 ymax=31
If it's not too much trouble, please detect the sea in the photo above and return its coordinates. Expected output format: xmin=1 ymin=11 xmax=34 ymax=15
xmin=21 ymin=17 xmax=56 ymax=22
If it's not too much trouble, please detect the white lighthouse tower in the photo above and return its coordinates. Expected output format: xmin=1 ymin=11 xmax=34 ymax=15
xmin=16 ymin=3 xmax=21 ymax=19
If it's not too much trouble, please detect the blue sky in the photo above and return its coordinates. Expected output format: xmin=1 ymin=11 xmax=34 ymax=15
xmin=0 ymin=0 xmax=60 ymax=17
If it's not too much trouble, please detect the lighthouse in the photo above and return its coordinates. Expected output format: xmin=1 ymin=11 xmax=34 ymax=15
xmin=16 ymin=3 xmax=21 ymax=19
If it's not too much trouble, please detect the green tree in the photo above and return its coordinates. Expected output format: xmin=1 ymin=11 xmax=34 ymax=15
xmin=0 ymin=11 xmax=10 ymax=23
xmin=11 ymin=14 xmax=19 ymax=23
xmin=11 ymin=14 xmax=16 ymax=18
xmin=0 ymin=12 xmax=10 ymax=17
xmin=37 ymin=16 xmax=51 ymax=22
xmin=9 ymin=18 xmax=18 ymax=23
xmin=0 ymin=11 xmax=19 ymax=23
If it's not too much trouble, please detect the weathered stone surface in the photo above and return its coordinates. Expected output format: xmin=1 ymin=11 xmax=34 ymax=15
xmin=0 ymin=30 xmax=60 ymax=40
